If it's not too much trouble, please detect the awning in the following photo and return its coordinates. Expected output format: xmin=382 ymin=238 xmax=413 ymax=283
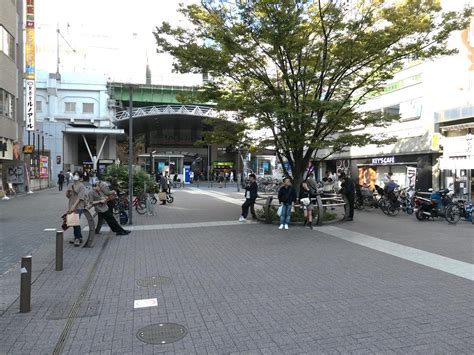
xmin=64 ymin=127 xmax=125 ymax=135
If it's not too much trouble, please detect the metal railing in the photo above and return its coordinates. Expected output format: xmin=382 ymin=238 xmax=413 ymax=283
xmin=253 ymin=193 xmax=350 ymax=226
xmin=115 ymin=104 xmax=220 ymax=120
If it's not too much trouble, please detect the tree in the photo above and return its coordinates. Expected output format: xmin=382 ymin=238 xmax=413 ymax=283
xmin=154 ymin=0 xmax=472 ymax=188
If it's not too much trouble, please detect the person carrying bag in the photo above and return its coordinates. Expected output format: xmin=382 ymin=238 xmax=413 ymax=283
xmin=277 ymin=177 xmax=297 ymax=230
xmin=65 ymin=172 xmax=87 ymax=246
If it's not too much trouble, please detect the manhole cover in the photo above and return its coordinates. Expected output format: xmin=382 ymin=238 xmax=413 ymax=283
xmin=136 ymin=276 xmax=171 ymax=287
xmin=136 ymin=323 xmax=187 ymax=344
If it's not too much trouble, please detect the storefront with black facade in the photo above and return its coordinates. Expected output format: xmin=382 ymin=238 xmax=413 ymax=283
xmin=343 ymin=153 xmax=434 ymax=191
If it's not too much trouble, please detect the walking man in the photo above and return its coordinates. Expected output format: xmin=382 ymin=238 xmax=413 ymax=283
xmin=159 ymin=173 xmax=168 ymax=205
xmin=239 ymin=173 xmax=258 ymax=222
xmin=65 ymin=169 xmax=72 ymax=186
xmin=89 ymin=184 xmax=131 ymax=236
xmin=95 ymin=179 xmax=116 ymax=234
xmin=57 ymin=171 xmax=65 ymax=191
xmin=338 ymin=171 xmax=355 ymax=221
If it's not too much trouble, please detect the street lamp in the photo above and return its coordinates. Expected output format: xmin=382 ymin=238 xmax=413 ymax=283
xmin=128 ymin=85 xmax=134 ymax=225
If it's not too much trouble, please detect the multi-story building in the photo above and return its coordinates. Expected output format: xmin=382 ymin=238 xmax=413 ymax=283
xmin=322 ymin=12 xmax=474 ymax=200
xmin=27 ymin=70 xmax=123 ymax=189
xmin=0 ymin=0 xmax=24 ymax=197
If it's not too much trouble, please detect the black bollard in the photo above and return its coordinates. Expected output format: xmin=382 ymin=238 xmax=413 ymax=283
xmin=20 ymin=255 xmax=32 ymax=313
xmin=55 ymin=231 xmax=63 ymax=271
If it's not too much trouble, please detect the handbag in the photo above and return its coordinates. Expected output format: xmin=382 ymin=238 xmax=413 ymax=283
xmin=301 ymin=197 xmax=311 ymax=206
xmin=158 ymin=192 xmax=167 ymax=201
xmin=66 ymin=212 xmax=80 ymax=227
xmin=277 ymin=205 xmax=283 ymax=217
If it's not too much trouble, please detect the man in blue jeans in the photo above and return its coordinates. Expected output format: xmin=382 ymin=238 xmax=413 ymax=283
xmin=278 ymin=177 xmax=297 ymax=230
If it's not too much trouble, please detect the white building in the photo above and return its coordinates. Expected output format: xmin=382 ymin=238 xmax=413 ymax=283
xmin=322 ymin=9 xmax=474 ymax=199
xmin=26 ymin=70 xmax=123 ymax=189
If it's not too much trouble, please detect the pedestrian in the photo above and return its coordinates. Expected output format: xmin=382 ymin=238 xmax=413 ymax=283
xmin=159 ymin=173 xmax=168 ymax=205
xmin=95 ymin=179 xmax=116 ymax=234
xmin=299 ymin=180 xmax=314 ymax=229
xmin=322 ymin=170 xmax=334 ymax=194
xmin=277 ymin=177 xmax=297 ymax=230
xmin=65 ymin=169 xmax=72 ymax=186
xmin=65 ymin=172 xmax=87 ymax=246
xmin=218 ymin=171 xmax=224 ymax=188
xmin=239 ymin=173 xmax=258 ymax=222
xmin=57 ymin=171 xmax=65 ymax=191
xmin=338 ymin=171 xmax=355 ymax=221
xmin=90 ymin=170 xmax=98 ymax=186
xmin=190 ymin=171 xmax=194 ymax=184
xmin=89 ymin=183 xmax=131 ymax=236
xmin=230 ymin=171 xmax=234 ymax=183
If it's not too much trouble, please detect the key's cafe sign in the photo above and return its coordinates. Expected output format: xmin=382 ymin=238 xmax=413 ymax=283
xmin=372 ymin=156 xmax=395 ymax=165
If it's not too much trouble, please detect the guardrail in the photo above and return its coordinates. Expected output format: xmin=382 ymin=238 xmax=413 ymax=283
xmin=253 ymin=193 xmax=349 ymax=226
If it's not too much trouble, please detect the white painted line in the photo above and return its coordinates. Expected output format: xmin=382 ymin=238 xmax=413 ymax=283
xmin=134 ymin=298 xmax=158 ymax=309
xmin=184 ymin=188 xmax=243 ymax=205
xmin=320 ymin=225 xmax=474 ymax=281
xmin=86 ymin=220 xmax=257 ymax=232
xmin=44 ymin=228 xmax=57 ymax=232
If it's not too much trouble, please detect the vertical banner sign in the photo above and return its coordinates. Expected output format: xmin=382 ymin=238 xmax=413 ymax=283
xmin=25 ymin=0 xmax=35 ymax=131
xmin=25 ymin=80 xmax=35 ymax=131
xmin=406 ymin=167 xmax=417 ymax=191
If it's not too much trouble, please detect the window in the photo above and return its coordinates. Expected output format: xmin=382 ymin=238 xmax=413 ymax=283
xmin=36 ymin=101 xmax=42 ymax=113
xmin=0 ymin=25 xmax=15 ymax=60
xmin=82 ymin=103 xmax=94 ymax=114
xmin=65 ymin=102 xmax=76 ymax=113
xmin=0 ymin=89 xmax=15 ymax=119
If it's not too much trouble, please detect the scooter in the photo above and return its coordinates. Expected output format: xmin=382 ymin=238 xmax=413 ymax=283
xmin=414 ymin=189 xmax=453 ymax=221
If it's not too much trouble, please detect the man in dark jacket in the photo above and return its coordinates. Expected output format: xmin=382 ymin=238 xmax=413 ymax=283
xmin=338 ymin=171 xmax=355 ymax=221
xmin=277 ymin=177 xmax=297 ymax=229
xmin=239 ymin=173 xmax=258 ymax=222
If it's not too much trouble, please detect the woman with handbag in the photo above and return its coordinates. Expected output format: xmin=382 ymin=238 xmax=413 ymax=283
xmin=277 ymin=177 xmax=297 ymax=230
xmin=299 ymin=181 xmax=314 ymax=229
xmin=65 ymin=172 xmax=87 ymax=246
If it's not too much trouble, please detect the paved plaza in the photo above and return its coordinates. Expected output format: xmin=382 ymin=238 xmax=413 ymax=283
xmin=0 ymin=187 xmax=473 ymax=354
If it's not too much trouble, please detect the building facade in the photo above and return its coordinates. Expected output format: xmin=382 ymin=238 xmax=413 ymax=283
xmin=0 ymin=0 xmax=24 ymax=197
xmin=321 ymin=12 xmax=474 ymax=199
xmin=26 ymin=70 xmax=123 ymax=189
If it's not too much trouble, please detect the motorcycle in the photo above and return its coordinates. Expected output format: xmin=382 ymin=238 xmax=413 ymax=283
xmin=355 ymin=185 xmax=380 ymax=210
xmin=414 ymin=189 xmax=453 ymax=221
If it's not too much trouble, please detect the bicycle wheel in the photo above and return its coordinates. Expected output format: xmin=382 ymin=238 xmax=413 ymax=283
xmin=387 ymin=203 xmax=400 ymax=216
xmin=379 ymin=199 xmax=390 ymax=215
xmin=151 ymin=196 xmax=157 ymax=205
xmin=166 ymin=195 xmax=174 ymax=204
xmin=135 ymin=201 xmax=147 ymax=215
xmin=445 ymin=204 xmax=461 ymax=224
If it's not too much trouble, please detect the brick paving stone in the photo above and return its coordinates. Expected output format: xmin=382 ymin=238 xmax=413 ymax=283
xmin=0 ymin=189 xmax=473 ymax=354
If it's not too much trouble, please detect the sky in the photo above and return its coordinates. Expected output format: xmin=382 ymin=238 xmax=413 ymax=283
xmin=35 ymin=0 xmax=202 ymax=85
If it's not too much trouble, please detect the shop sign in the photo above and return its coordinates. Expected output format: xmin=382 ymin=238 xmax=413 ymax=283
xmin=405 ymin=167 xmax=417 ymax=190
xmin=25 ymin=80 xmax=35 ymax=131
xmin=372 ymin=156 xmax=395 ymax=165
xmin=7 ymin=165 xmax=25 ymax=184
xmin=39 ymin=155 xmax=48 ymax=179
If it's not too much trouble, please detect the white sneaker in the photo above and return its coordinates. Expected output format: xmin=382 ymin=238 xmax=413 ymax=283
xmin=240 ymin=217 xmax=247 ymax=222
xmin=238 ymin=216 xmax=244 ymax=222
xmin=284 ymin=224 xmax=289 ymax=230
xmin=279 ymin=224 xmax=284 ymax=230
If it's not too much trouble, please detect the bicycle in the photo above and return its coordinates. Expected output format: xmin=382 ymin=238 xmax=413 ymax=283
xmin=445 ymin=200 xmax=473 ymax=225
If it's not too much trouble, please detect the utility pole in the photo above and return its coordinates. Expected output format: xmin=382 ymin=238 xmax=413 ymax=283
xmin=128 ymin=85 xmax=133 ymax=225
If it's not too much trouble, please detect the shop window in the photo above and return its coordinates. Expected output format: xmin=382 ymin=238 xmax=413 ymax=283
xmin=65 ymin=102 xmax=76 ymax=113
xmin=82 ymin=103 xmax=94 ymax=114
xmin=0 ymin=25 xmax=15 ymax=61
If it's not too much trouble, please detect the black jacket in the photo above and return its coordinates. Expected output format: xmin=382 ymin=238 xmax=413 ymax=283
xmin=278 ymin=186 xmax=297 ymax=205
xmin=299 ymin=188 xmax=310 ymax=200
xmin=245 ymin=181 xmax=258 ymax=201
xmin=340 ymin=177 xmax=355 ymax=196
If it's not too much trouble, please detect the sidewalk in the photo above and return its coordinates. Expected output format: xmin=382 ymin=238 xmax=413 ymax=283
xmin=0 ymin=189 xmax=472 ymax=354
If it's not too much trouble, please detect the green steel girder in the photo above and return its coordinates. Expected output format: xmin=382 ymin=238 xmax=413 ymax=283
xmin=109 ymin=82 xmax=212 ymax=105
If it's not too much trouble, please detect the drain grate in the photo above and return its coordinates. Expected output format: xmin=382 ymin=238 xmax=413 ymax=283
xmin=47 ymin=300 xmax=100 ymax=320
xmin=137 ymin=323 xmax=187 ymax=344
xmin=136 ymin=276 xmax=171 ymax=287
